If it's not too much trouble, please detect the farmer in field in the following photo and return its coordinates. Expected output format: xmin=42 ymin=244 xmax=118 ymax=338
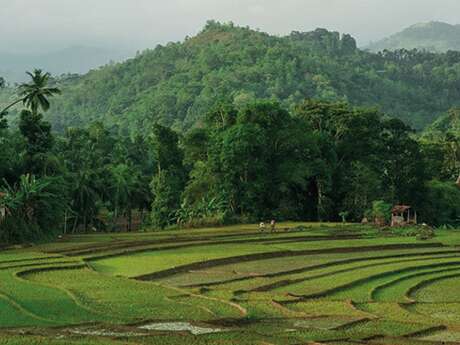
xmin=259 ymin=222 xmax=266 ymax=232
xmin=270 ymin=219 xmax=276 ymax=233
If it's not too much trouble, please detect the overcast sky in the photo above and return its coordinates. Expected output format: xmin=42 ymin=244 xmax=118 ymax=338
xmin=1 ymin=0 xmax=460 ymax=54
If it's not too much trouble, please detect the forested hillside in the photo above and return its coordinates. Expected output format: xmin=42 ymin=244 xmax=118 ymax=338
xmin=1 ymin=69 xmax=460 ymax=245
xmin=8 ymin=21 xmax=458 ymax=133
xmin=424 ymin=107 xmax=460 ymax=136
xmin=366 ymin=22 xmax=460 ymax=53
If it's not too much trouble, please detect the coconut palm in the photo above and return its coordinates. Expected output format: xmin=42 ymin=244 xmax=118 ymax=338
xmin=0 ymin=69 xmax=60 ymax=116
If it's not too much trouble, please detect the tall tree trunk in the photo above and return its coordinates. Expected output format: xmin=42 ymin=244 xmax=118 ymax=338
xmin=113 ymin=207 xmax=118 ymax=232
xmin=128 ymin=208 xmax=132 ymax=232
xmin=72 ymin=215 xmax=79 ymax=234
xmin=0 ymin=98 xmax=25 ymax=115
xmin=83 ymin=214 xmax=87 ymax=233
xmin=316 ymin=180 xmax=322 ymax=221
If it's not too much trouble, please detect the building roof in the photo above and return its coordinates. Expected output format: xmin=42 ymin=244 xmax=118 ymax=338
xmin=392 ymin=205 xmax=411 ymax=214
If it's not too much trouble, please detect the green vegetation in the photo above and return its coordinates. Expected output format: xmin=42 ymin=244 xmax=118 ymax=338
xmin=2 ymin=22 xmax=460 ymax=132
xmin=3 ymin=67 xmax=459 ymax=245
xmin=0 ymin=223 xmax=459 ymax=344
xmin=1 ymin=20 xmax=460 ymax=345
xmin=366 ymin=21 xmax=460 ymax=53
xmin=1 ymin=25 xmax=460 ymax=245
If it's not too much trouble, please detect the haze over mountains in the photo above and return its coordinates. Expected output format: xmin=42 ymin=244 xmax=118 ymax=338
xmin=0 ymin=46 xmax=132 ymax=83
xmin=3 ymin=21 xmax=459 ymax=84
xmin=366 ymin=21 xmax=460 ymax=52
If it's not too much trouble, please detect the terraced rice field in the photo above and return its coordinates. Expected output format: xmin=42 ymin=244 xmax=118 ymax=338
xmin=0 ymin=223 xmax=460 ymax=344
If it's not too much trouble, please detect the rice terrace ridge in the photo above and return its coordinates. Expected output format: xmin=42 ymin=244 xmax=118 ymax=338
xmin=1 ymin=223 xmax=460 ymax=344
xmin=1 ymin=1 xmax=460 ymax=344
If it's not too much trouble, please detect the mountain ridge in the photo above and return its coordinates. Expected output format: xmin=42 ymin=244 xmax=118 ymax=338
xmin=366 ymin=21 xmax=460 ymax=52
xmin=3 ymin=21 xmax=460 ymax=133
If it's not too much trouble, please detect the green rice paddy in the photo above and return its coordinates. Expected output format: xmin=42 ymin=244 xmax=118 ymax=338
xmin=0 ymin=223 xmax=459 ymax=344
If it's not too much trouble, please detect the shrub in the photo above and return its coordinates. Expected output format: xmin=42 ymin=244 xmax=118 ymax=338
xmin=0 ymin=174 xmax=67 ymax=244
xmin=370 ymin=200 xmax=392 ymax=225
xmin=422 ymin=180 xmax=460 ymax=226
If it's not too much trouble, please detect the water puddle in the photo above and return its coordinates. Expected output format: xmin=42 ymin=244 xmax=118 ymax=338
xmin=139 ymin=322 xmax=225 ymax=335
xmin=71 ymin=329 xmax=146 ymax=337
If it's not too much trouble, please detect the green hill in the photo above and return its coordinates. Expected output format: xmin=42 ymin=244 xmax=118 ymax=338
xmin=5 ymin=21 xmax=460 ymax=133
xmin=423 ymin=107 xmax=460 ymax=138
xmin=366 ymin=21 xmax=460 ymax=53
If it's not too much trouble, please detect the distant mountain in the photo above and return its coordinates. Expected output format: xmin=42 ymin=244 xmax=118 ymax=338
xmin=366 ymin=22 xmax=460 ymax=53
xmin=0 ymin=46 xmax=132 ymax=83
xmin=4 ymin=22 xmax=460 ymax=133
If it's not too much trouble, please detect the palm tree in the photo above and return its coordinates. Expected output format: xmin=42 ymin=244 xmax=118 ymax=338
xmin=0 ymin=69 xmax=61 ymax=115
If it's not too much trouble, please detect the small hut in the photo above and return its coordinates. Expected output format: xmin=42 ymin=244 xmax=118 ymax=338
xmin=391 ymin=205 xmax=417 ymax=227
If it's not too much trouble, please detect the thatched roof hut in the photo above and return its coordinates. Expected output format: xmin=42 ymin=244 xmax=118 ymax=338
xmin=392 ymin=205 xmax=411 ymax=215
xmin=391 ymin=205 xmax=417 ymax=227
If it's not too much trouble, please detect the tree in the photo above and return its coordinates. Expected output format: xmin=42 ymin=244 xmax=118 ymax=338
xmin=18 ymin=110 xmax=54 ymax=175
xmin=108 ymin=163 xmax=140 ymax=231
xmin=0 ymin=76 xmax=7 ymax=129
xmin=370 ymin=200 xmax=392 ymax=225
xmin=423 ymin=180 xmax=460 ymax=226
xmin=0 ymin=174 xmax=66 ymax=244
xmin=294 ymin=100 xmax=383 ymax=220
xmin=341 ymin=162 xmax=382 ymax=221
xmin=380 ymin=118 xmax=427 ymax=207
xmin=0 ymin=69 xmax=60 ymax=116
xmin=187 ymin=101 xmax=324 ymax=221
xmin=150 ymin=124 xmax=186 ymax=228
xmin=339 ymin=211 xmax=349 ymax=223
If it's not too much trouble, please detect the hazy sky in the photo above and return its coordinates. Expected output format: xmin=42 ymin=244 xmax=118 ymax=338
xmin=1 ymin=0 xmax=460 ymax=54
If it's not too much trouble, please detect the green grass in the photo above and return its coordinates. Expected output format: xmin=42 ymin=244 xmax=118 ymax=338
xmin=0 ymin=222 xmax=460 ymax=344
xmin=26 ymin=267 xmax=243 ymax=322
xmin=372 ymin=267 xmax=460 ymax=302
xmin=160 ymin=247 xmax=456 ymax=287
xmin=410 ymin=273 xmax=460 ymax=302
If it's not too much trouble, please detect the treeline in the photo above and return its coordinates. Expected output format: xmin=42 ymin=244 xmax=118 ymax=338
xmin=1 ymin=71 xmax=459 ymax=244
xmin=173 ymin=100 xmax=460 ymax=227
xmin=22 ymin=21 xmax=459 ymax=134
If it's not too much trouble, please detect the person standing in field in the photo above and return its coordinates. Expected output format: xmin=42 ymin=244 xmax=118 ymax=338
xmin=270 ymin=219 xmax=276 ymax=233
xmin=259 ymin=222 xmax=266 ymax=232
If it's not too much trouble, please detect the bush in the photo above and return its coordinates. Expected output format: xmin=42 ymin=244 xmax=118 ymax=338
xmin=0 ymin=174 xmax=67 ymax=244
xmin=422 ymin=180 xmax=460 ymax=226
xmin=369 ymin=200 xmax=392 ymax=225
xmin=181 ymin=213 xmax=227 ymax=229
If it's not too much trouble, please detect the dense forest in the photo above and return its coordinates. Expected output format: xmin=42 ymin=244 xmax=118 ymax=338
xmin=2 ymin=21 xmax=460 ymax=134
xmin=1 ymin=66 xmax=459 ymax=245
